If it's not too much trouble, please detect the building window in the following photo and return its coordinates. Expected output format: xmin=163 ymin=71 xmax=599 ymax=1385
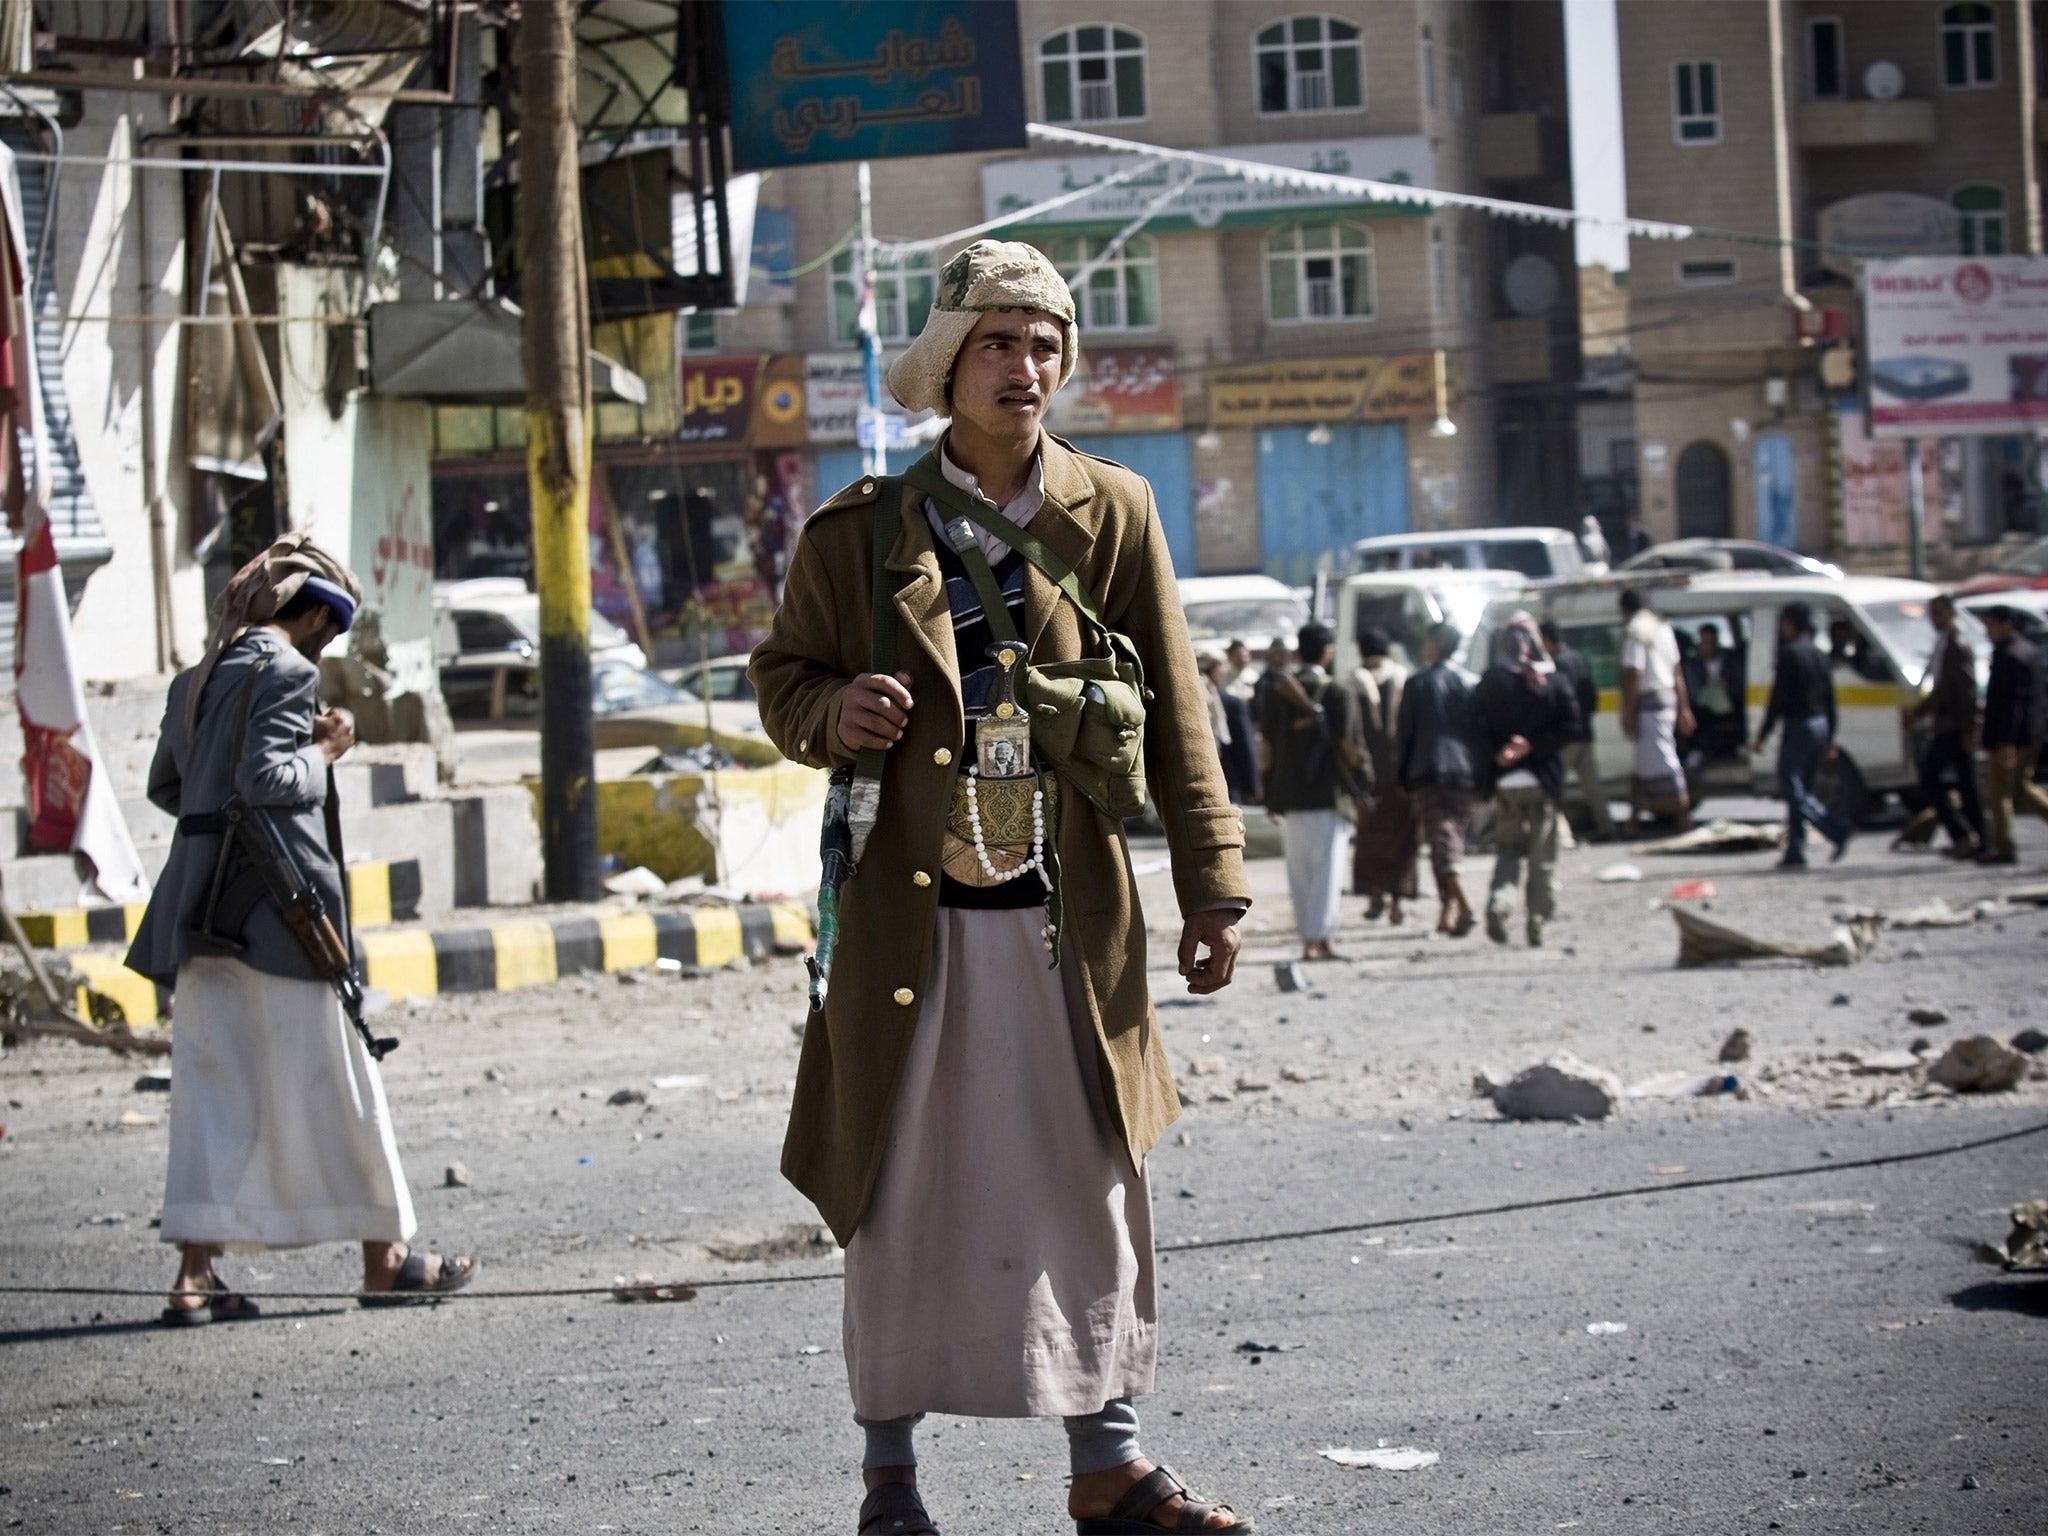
xmin=830 ymin=247 xmax=935 ymax=344
xmin=1673 ymin=59 xmax=1721 ymax=143
xmin=1266 ymin=223 xmax=1373 ymax=322
xmin=1045 ymin=234 xmax=1159 ymax=330
xmin=1677 ymin=258 xmax=1739 ymax=286
xmin=1955 ymin=183 xmax=2007 ymax=255
xmin=1255 ymin=15 xmax=1363 ymax=114
xmin=681 ymin=311 xmax=718 ymax=353
xmin=1809 ymin=17 xmax=1845 ymax=98
xmin=1455 ymin=222 xmax=1476 ymax=316
xmin=1941 ymin=3 xmax=1998 ymax=87
xmin=1040 ymin=25 xmax=1147 ymax=123
xmin=1446 ymin=20 xmax=1466 ymax=116
xmin=1429 ymin=223 xmax=1447 ymax=312
xmin=1421 ymin=24 xmax=1436 ymax=108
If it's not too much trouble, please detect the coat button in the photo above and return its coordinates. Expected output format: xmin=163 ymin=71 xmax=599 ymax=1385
xmin=893 ymin=987 xmax=915 ymax=1006
xmin=798 ymin=738 xmax=809 ymax=754
xmin=861 ymin=480 xmax=876 ymax=495
xmin=932 ymin=748 xmax=953 ymax=766
xmin=911 ymin=870 xmax=931 ymax=887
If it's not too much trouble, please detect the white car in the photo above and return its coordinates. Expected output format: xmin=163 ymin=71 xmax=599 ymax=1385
xmin=1177 ymin=574 xmax=1310 ymax=654
xmin=1330 ymin=568 xmax=1527 ymax=677
xmin=664 ymin=653 xmax=758 ymax=703
xmin=1343 ymin=526 xmax=1590 ymax=582
xmin=433 ymin=578 xmax=646 ymax=673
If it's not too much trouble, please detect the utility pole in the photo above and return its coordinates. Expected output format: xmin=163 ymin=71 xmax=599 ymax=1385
xmin=855 ymin=161 xmax=886 ymax=476
xmin=1904 ymin=437 xmax=1927 ymax=582
xmin=517 ymin=0 xmax=598 ymax=902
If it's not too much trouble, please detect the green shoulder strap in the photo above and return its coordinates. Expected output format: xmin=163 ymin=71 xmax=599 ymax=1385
xmin=900 ymin=455 xmax=1112 ymax=635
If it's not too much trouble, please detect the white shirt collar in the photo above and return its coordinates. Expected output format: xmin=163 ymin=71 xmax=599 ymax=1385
xmin=930 ymin=437 xmax=1045 ymax=565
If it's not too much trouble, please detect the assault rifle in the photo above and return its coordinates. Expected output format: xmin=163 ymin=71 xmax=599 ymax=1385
xmin=190 ymin=794 xmax=398 ymax=1060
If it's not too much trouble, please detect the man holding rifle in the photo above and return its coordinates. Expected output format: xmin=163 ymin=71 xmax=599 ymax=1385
xmin=127 ymin=535 xmax=475 ymax=1324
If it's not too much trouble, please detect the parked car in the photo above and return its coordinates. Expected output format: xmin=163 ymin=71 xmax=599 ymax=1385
xmin=1470 ymin=571 xmax=1987 ymax=823
xmin=1618 ymin=538 xmax=1844 ymax=580
xmin=1954 ymin=535 xmax=2048 ymax=598
xmin=664 ymin=653 xmax=757 ymax=703
xmin=1957 ymin=586 xmax=2048 ymax=640
xmin=433 ymin=577 xmax=646 ymax=673
xmin=1329 ymin=568 xmax=1525 ymax=678
xmin=1342 ymin=526 xmax=1590 ymax=582
xmin=1177 ymin=574 xmax=1310 ymax=653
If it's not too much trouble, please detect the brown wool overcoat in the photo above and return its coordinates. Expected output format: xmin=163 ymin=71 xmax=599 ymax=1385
xmin=749 ymin=434 xmax=1250 ymax=1245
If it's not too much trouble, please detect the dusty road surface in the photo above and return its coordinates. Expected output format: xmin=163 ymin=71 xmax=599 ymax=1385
xmin=3 ymin=817 xmax=2045 ymax=1534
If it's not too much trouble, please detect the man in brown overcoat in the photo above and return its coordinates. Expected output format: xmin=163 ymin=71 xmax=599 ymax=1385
xmin=751 ymin=240 xmax=1253 ymax=1536
xmin=1908 ymin=593 xmax=1986 ymax=858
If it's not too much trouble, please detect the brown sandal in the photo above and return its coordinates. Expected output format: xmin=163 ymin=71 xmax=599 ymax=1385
xmin=860 ymin=1480 xmax=938 ymax=1535
xmin=359 ymin=1248 xmax=478 ymax=1307
xmin=1075 ymin=1465 xmax=1253 ymax=1534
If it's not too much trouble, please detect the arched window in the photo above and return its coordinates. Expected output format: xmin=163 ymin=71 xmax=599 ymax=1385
xmin=1266 ymin=223 xmax=1373 ymax=322
xmin=1954 ymin=183 xmax=2007 ymax=255
xmin=1254 ymin=15 xmax=1363 ymax=115
xmin=830 ymin=247 xmax=934 ymax=344
xmin=1940 ymin=3 xmax=1997 ymax=88
xmin=1675 ymin=441 xmax=1734 ymax=539
xmin=1446 ymin=19 xmax=1466 ymax=115
xmin=1040 ymin=25 xmax=1147 ymax=123
xmin=1044 ymin=234 xmax=1159 ymax=330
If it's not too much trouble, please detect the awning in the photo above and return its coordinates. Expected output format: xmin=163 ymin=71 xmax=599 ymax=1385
xmin=367 ymin=299 xmax=648 ymax=405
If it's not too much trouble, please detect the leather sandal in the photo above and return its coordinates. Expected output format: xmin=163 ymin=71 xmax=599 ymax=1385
xmin=859 ymin=1480 xmax=938 ymax=1535
xmin=160 ymin=1271 xmax=261 ymax=1328
xmin=1076 ymin=1464 xmax=1253 ymax=1534
xmin=359 ymin=1248 xmax=478 ymax=1307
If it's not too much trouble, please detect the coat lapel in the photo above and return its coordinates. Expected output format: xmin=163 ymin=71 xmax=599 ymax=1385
xmin=884 ymin=484 xmax=964 ymax=722
xmin=1025 ymin=435 xmax=1099 ymax=654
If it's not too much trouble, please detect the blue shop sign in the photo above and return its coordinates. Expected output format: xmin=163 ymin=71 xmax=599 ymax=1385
xmin=722 ymin=0 xmax=1027 ymax=171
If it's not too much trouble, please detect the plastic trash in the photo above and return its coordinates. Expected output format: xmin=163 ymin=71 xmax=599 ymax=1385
xmin=603 ymin=865 xmax=668 ymax=898
xmin=1597 ymin=862 xmax=1643 ymax=883
xmin=1624 ymin=1071 xmax=1738 ymax=1099
xmin=1667 ymin=879 xmax=1717 ymax=900
xmin=1321 ymin=1446 xmax=1440 ymax=1471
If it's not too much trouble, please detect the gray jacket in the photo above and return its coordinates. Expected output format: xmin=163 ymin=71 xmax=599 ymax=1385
xmin=125 ymin=628 xmax=346 ymax=987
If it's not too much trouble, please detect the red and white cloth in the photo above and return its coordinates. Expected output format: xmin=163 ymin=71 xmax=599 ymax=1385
xmin=0 ymin=143 xmax=147 ymax=903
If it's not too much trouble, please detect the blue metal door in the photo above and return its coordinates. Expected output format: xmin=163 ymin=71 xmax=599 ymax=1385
xmin=1256 ymin=424 xmax=1409 ymax=587
xmin=1068 ymin=431 xmax=1196 ymax=576
xmin=1752 ymin=432 xmax=1796 ymax=548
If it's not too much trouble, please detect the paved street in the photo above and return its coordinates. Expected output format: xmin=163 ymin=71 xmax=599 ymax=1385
xmin=3 ymin=818 xmax=2045 ymax=1534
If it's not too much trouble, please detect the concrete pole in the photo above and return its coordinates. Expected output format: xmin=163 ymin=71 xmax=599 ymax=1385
xmin=857 ymin=161 xmax=886 ymax=476
xmin=516 ymin=0 xmax=598 ymax=902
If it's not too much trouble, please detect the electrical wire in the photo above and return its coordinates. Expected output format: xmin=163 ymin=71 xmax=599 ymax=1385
xmin=4 ymin=1117 xmax=2040 ymax=1305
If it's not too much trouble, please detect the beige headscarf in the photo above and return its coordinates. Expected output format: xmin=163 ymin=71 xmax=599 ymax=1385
xmin=184 ymin=532 xmax=363 ymax=733
xmin=885 ymin=239 xmax=1078 ymax=417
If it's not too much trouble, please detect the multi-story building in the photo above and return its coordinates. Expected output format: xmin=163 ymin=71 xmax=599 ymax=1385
xmin=1617 ymin=0 xmax=2041 ymax=560
xmin=433 ymin=0 xmax=1581 ymax=651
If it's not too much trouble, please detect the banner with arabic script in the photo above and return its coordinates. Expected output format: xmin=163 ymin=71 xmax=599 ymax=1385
xmin=1207 ymin=353 xmax=1458 ymax=428
xmin=1047 ymin=346 xmax=1181 ymax=433
xmin=722 ymin=0 xmax=1027 ymax=171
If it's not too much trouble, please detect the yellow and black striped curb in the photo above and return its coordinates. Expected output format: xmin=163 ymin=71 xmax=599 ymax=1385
xmin=53 ymin=902 xmax=814 ymax=1026
xmin=18 ymin=860 xmax=425 ymax=951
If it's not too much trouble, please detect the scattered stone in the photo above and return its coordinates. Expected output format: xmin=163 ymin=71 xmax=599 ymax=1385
xmin=1908 ymin=1037 xmax=1933 ymax=1055
xmin=1960 ymin=1474 xmax=1982 ymax=1491
xmin=1235 ymin=1074 xmax=1271 ymax=1093
xmin=116 ymin=1110 xmax=159 ymax=1127
xmin=484 ymin=1066 xmax=508 ymax=1083
xmin=1187 ymin=1056 xmax=1228 ymax=1077
xmin=444 ymin=1161 xmax=472 ymax=1188
xmin=1235 ymin=1339 xmax=1305 ymax=1353
xmin=1491 ymin=1054 xmax=1624 ymax=1122
xmin=1899 ymin=945 xmax=1927 ymax=960
xmin=1830 ymin=993 xmax=1851 ymax=1007
xmin=1279 ymin=1065 xmax=1327 ymax=1084
xmin=1907 ymin=1007 xmax=1950 ymax=1026
xmin=1596 ymin=862 xmax=1643 ymax=883
xmin=1274 ymin=961 xmax=1307 ymax=993
xmin=1927 ymin=1036 xmax=2028 ymax=1093
xmin=1848 ymin=1049 xmax=1921 ymax=1075
xmin=607 ymin=1087 xmax=649 ymax=1107
xmin=133 ymin=1068 xmax=172 ymax=1093
xmin=1719 ymin=1028 xmax=1755 ymax=1063
xmin=2010 ymin=1028 xmax=2048 ymax=1054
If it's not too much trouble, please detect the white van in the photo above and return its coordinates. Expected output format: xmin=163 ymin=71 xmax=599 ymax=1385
xmin=1330 ymin=569 xmax=1526 ymax=678
xmin=1343 ymin=526 xmax=1590 ymax=583
xmin=1178 ymin=574 xmax=1310 ymax=653
xmin=1470 ymin=572 xmax=1986 ymax=820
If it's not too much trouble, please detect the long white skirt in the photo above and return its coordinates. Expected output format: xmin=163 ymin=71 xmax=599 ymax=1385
xmin=1282 ymin=807 xmax=1349 ymax=943
xmin=161 ymin=955 xmax=415 ymax=1250
xmin=843 ymin=907 xmax=1157 ymax=1420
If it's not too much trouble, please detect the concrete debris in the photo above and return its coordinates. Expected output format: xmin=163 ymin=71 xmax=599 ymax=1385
xmin=1235 ymin=1074 xmax=1272 ymax=1093
xmin=1887 ymin=899 xmax=1991 ymax=929
xmin=444 ymin=1161 xmax=472 ymax=1188
xmin=602 ymin=865 xmax=669 ymax=898
xmin=1718 ymin=1028 xmax=1755 ymax=1063
xmin=1596 ymin=862 xmax=1643 ymax=883
xmin=1236 ymin=1339 xmax=1306 ymax=1353
xmin=1624 ymin=1071 xmax=1738 ymax=1099
xmin=610 ymin=1273 xmax=699 ymax=1303
xmin=1491 ymin=1054 xmax=1624 ymax=1121
xmin=117 ymin=1110 xmax=159 ymax=1126
xmin=1274 ymin=961 xmax=1307 ymax=993
xmin=1585 ymin=1321 xmax=1629 ymax=1335
xmin=1907 ymin=1007 xmax=1949 ymax=1026
xmin=1999 ymin=883 xmax=2048 ymax=906
xmin=1280 ymin=1065 xmax=1328 ymax=1083
xmin=1671 ymin=907 xmax=1880 ymax=968
xmin=1635 ymin=818 xmax=1784 ymax=855
xmin=1187 ymin=1056 xmax=1228 ymax=1077
xmin=607 ymin=1087 xmax=648 ymax=1106
xmin=1847 ymin=1049 xmax=1921 ymax=1075
xmin=1321 ymin=1446 xmax=1440 ymax=1471
xmin=133 ymin=1068 xmax=172 ymax=1092
xmin=1926 ymin=1035 xmax=2029 ymax=1093
xmin=703 ymin=1224 xmax=833 ymax=1264
xmin=1991 ymin=1198 xmax=2048 ymax=1271
xmin=651 ymin=1073 xmax=709 ymax=1091
xmin=2011 ymin=1028 xmax=2048 ymax=1055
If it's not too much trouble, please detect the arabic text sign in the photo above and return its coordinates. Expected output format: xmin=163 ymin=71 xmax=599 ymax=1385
xmin=983 ymin=136 xmax=1435 ymax=234
xmin=1207 ymin=353 xmax=1451 ymax=428
xmin=679 ymin=357 xmax=755 ymax=444
xmin=1048 ymin=346 xmax=1180 ymax=432
xmin=1835 ymin=405 xmax=1955 ymax=548
xmin=1863 ymin=256 xmax=2048 ymax=438
xmin=722 ymin=0 xmax=1027 ymax=172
